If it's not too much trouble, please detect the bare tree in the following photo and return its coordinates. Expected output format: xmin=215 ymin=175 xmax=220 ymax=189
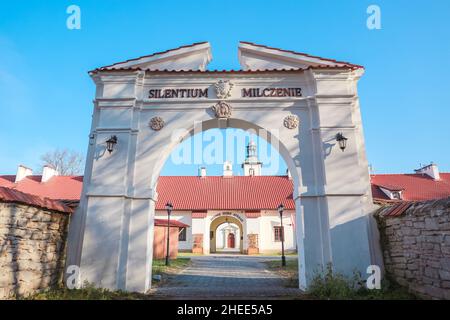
xmin=40 ymin=149 xmax=84 ymax=175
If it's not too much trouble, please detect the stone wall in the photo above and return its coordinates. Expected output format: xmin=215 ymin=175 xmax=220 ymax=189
xmin=0 ymin=202 xmax=69 ymax=299
xmin=377 ymin=197 xmax=450 ymax=299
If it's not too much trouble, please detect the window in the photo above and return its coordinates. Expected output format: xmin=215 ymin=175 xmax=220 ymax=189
xmin=178 ymin=227 xmax=187 ymax=241
xmin=249 ymin=168 xmax=255 ymax=176
xmin=392 ymin=192 xmax=402 ymax=200
xmin=274 ymin=226 xmax=284 ymax=242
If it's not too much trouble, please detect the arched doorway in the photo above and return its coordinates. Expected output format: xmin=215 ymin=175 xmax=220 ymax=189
xmin=67 ymin=42 xmax=378 ymax=294
xmin=209 ymin=215 xmax=244 ymax=254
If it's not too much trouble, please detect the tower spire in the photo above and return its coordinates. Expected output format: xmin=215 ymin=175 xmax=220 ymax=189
xmin=242 ymin=138 xmax=262 ymax=176
xmin=247 ymin=139 xmax=257 ymax=159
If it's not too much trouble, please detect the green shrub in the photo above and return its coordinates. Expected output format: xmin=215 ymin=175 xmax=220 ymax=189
xmin=307 ymin=264 xmax=417 ymax=300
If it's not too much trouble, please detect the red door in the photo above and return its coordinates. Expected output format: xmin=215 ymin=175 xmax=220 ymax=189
xmin=227 ymin=233 xmax=235 ymax=248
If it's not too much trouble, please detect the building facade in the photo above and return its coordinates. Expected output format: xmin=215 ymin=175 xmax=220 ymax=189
xmin=154 ymin=141 xmax=297 ymax=255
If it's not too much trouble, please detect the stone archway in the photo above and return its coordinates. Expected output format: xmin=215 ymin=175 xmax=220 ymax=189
xmin=209 ymin=215 xmax=244 ymax=254
xmin=66 ymin=42 xmax=382 ymax=294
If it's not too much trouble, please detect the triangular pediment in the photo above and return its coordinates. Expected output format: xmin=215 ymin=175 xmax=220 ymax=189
xmin=238 ymin=41 xmax=361 ymax=71
xmin=100 ymin=42 xmax=212 ymax=71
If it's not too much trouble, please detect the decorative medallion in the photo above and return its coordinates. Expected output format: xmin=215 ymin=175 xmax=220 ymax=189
xmin=212 ymin=101 xmax=232 ymax=118
xmin=149 ymin=116 xmax=165 ymax=131
xmin=283 ymin=115 xmax=299 ymax=129
xmin=214 ymin=80 xmax=234 ymax=100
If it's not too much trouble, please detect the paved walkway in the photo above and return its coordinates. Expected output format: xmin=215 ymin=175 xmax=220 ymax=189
xmin=150 ymin=255 xmax=304 ymax=299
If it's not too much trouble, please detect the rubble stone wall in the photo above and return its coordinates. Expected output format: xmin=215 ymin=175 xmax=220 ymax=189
xmin=0 ymin=202 xmax=69 ymax=299
xmin=377 ymin=197 xmax=450 ymax=299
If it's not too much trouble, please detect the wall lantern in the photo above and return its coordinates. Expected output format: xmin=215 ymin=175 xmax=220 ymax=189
xmin=335 ymin=132 xmax=348 ymax=152
xmin=106 ymin=135 xmax=118 ymax=154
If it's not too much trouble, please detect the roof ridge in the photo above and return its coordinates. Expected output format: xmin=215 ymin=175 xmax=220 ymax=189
xmin=239 ymin=41 xmax=364 ymax=69
xmin=90 ymin=65 xmax=356 ymax=74
xmin=90 ymin=41 xmax=209 ymax=73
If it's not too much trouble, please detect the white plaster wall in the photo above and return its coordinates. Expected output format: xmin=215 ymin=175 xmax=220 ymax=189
xmin=246 ymin=217 xmax=260 ymax=235
xmin=259 ymin=212 xmax=296 ymax=252
xmin=78 ymin=196 xmax=126 ymax=289
xmin=191 ymin=217 xmax=206 ymax=235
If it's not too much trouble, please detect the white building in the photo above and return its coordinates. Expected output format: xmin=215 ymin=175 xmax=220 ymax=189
xmin=154 ymin=140 xmax=296 ymax=254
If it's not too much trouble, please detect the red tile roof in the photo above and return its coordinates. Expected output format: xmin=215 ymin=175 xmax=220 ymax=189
xmin=90 ymin=65 xmax=356 ymax=74
xmin=0 ymin=175 xmax=83 ymax=201
xmin=2 ymin=171 xmax=449 ymax=211
xmin=381 ymin=201 xmax=413 ymax=217
xmin=155 ymin=176 xmax=295 ymax=211
xmin=154 ymin=218 xmax=189 ymax=228
xmin=0 ymin=187 xmax=73 ymax=213
xmin=371 ymin=173 xmax=450 ymax=202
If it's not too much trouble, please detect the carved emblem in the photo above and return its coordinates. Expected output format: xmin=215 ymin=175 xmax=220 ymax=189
xmin=212 ymin=101 xmax=232 ymax=118
xmin=283 ymin=115 xmax=299 ymax=129
xmin=149 ymin=116 xmax=165 ymax=131
xmin=214 ymin=80 xmax=234 ymax=100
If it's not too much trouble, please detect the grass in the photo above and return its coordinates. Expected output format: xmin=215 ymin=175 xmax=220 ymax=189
xmin=307 ymin=264 xmax=417 ymax=300
xmin=22 ymin=257 xmax=191 ymax=300
xmin=264 ymin=259 xmax=299 ymax=288
xmin=22 ymin=283 xmax=151 ymax=300
xmin=265 ymin=260 xmax=417 ymax=300
xmin=152 ymin=257 xmax=191 ymax=285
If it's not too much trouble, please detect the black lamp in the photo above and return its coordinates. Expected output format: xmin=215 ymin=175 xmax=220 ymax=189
xmin=336 ymin=133 xmax=348 ymax=152
xmin=277 ymin=203 xmax=286 ymax=267
xmin=165 ymin=202 xmax=173 ymax=266
xmin=106 ymin=135 xmax=118 ymax=154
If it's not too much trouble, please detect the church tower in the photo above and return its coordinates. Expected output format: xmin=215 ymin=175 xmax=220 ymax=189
xmin=242 ymin=139 xmax=262 ymax=176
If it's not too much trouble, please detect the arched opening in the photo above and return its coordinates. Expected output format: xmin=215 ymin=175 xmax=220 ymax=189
xmin=150 ymin=117 xmax=306 ymax=290
xmin=209 ymin=215 xmax=243 ymax=253
xmin=150 ymin=118 xmax=301 ymax=188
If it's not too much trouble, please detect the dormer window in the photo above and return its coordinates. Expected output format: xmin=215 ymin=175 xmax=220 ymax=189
xmin=392 ymin=191 xmax=402 ymax=200
xmin=378 ymin=186 xmax=404 ymax=201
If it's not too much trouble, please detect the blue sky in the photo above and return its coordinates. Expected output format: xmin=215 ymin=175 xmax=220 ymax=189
xmin=0 ymin=0 xmax=449 ymax=176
